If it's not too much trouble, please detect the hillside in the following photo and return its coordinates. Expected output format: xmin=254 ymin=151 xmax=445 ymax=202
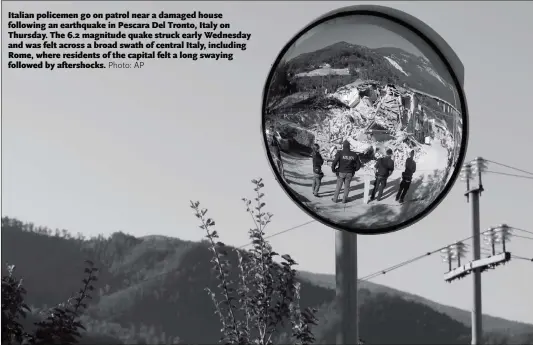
xmin=283 ymin=41 xmax=457 ymax=106
xmin=2 ymin=217 xmax=532 ymax=344
xmin=298 ymin=271 xmax=533 ymax=336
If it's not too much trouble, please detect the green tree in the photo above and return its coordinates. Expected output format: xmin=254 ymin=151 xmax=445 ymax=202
xmin=190 ymin=178 xmax=318 ymax=345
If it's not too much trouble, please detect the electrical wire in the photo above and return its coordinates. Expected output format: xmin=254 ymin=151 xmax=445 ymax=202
xmin=513 ymin=255 xmax=533 ymax=262
xmin=511 ymin=227 xmax=533 ymax=236
xmin=88 ymin=209 xmax=529 ymax=290
xmin=360 ymin=224 xmax=533 ymax=281
xmin=237 ymin=220 xmax=316 ymax=249
xmin=87 ymin=219 xmax=317 ymax=288
xmin=485 ymin=159 xmax=533 ymax=176
xmin=485 ymin=170 xmax=533 ymax=180
xmin=359 ymin=235 xmax=474 ymax=281
xmin=513 ymin=234 xmax=533 ymax=241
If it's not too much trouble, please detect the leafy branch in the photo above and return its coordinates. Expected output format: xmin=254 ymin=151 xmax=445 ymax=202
xmin=1 ymin=261 xmax=99 ymax=345
xmin=191 ymin=178 xmax=318 ymax=345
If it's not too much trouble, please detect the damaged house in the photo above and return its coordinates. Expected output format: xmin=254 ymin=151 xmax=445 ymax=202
xmin=330 ymin=82 xmax=432 ymax=146
xmin=266 ymin=77 xmax=460 ymax=173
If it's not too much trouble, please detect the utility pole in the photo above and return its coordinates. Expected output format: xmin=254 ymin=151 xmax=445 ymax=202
xmin=443 ymin=157 xmax=517 ymax=345
xmin=335 ymin=230 xmax=359 ymax=345
xmin=461 ymin=158 xmax=486 ymax=345
xmin=469 ymin=169 xmax=483 ymax=345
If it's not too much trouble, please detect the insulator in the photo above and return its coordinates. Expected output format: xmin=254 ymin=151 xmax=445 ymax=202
xmin=483 ymin=227 xmax=497 ymax=235
xmin=460 ymin=164 xmax=473 ymax=181
xmin=471 ymin=157 xmax=488 ymax=173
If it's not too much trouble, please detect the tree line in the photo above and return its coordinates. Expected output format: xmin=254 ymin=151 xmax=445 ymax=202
xmin=1 ymin=179 xmax=320 ymax=345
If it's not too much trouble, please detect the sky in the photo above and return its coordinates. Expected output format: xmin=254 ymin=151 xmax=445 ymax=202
xmin=2 ymin=1 xmax=533 ymax=325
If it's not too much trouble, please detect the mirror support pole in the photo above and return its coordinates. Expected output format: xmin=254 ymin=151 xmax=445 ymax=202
xmin=336 ymin=231 xmax=359 ymax=344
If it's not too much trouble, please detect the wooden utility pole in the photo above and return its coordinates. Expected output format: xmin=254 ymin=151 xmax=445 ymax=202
xmin=335 ymin=230 xmax=359 ymax=345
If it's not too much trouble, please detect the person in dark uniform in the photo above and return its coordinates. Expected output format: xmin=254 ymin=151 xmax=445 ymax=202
xmin=267 ymin=125 xmax=285 ymax=180
xmin=311 ymin=143 xmax=324 ymax=197
xmin=396 ymin=150 xmax=416 ymax=203
xmin=370 ymin=148 xmax=395 ymax=202
xmin=331 ymin=140 xmax=361 ymax=203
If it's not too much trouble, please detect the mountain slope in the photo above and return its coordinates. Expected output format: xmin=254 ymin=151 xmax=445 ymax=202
xmin=2 ymin=217 xmax=531 ymax=344
xmin=285 ymin=41 xmax=458 ymax=106
xmin=373 ymin=46 xmax=457 ymax=105
xmin=298 ymin=271 xmax=533 ymax=336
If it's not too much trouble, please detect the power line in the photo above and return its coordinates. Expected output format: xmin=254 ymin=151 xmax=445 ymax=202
xmin=92 ymin=214 xmax=528 ymax=287
xmin=511 ymin=227 xmax=533 ymax=236
xmin=485 ymin=159 xmax=533 ymax=176
xmin=237 ymin=220 xmax=316 ymax=249
xmin=485 ymin=170 xmax=533 ymax=180
xmin=513 ymin=255 xmax=533 ymax=262
xmin=513 ymin=234 xmax=533 ymax=241
xmin=94 ymin=220 xmax=317 ymax=288
xmin=359 ymin=225 xmax=533 ymax=281
xmin=359 ymin=235 xmax=475 ymax=281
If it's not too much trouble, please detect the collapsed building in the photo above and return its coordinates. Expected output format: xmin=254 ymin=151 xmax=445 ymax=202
xmin=267 ymin=79 xmax=461 ymax=173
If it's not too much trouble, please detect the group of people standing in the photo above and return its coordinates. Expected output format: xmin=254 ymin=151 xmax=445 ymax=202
xmin=311 ymin=140 xmax=417 ymax=204
xmin=267 ymin=123 xmax=417 ymax=205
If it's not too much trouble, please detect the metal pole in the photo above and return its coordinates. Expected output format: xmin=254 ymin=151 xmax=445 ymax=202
xmin=335 ymin=230 xmax=359 ymax=345
xmin=471 ymin=190 xmax=483 ymax=345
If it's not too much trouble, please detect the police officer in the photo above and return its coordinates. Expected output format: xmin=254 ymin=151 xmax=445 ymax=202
xmin=370 ymin=148 xmax=395 ymax=202
xmin=331 ymin=140 xmax=362 ymax=204
xmin=311 ymin=143 xmax=324 ymax=197
xmin=396 ymin=150 xmax=416 ymax=203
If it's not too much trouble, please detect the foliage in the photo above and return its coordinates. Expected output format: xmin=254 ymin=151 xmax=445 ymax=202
xmin=267 ymin=61 xmax=296 ymax=103
xmin=285 ymin=42 xmax=401 ymax=91
xmin=4 ymin=216 xmax=533 ymax=344
xmin=281 ymin=41 xmax=456 ymax=104
xmin=1 ymin=261 xmax=99 ymax=345
xmin=291 ymin=75 xmax=358 ymax=94
xmin=2 ymin=264 xmax=32 ymax=345
xmin=190 ymin=178 xmax=319 ymax=345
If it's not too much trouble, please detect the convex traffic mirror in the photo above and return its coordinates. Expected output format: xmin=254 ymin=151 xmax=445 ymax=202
xmin=262 ymin=7 xmax=468 ymax=234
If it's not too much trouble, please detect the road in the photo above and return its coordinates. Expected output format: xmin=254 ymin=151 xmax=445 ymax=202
xmin=279 ymin=139 xmax=449 ymax=231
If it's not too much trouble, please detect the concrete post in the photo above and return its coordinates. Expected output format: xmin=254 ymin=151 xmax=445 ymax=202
xmin=471 ymin=189 xmax=483 ymax=344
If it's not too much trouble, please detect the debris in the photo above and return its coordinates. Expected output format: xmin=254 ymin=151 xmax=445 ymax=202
xmin=331 ymin=82 xmax=361 ymax=108
xmin=269 ymin=80 xmax=457 ymax=169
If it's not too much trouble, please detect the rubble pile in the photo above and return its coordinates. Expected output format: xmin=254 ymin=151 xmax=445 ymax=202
xmin=378 ymin=93 xmax=403 ymax=123
xmin=270 ymin=80 xmax=456 ymax=174
xmin=320 ymin=83 xmax=439 ymax=172
xmin=391 ymin=141 xmax=427 ymax=170
xmin=353 ymin=97 xmax=375 ymax=121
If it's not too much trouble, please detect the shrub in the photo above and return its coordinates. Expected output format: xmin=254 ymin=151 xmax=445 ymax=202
xmin=2 ymin=264 xmax=31 ymax=345
xmin=190 ymin=178 xmax=318 ymax=345
xmin=1 ymin=261 xmax=98 ymax=345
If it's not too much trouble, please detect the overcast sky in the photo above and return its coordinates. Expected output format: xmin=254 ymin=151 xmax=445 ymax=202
xmin=2 ymin=1 xmax=533 ymax=325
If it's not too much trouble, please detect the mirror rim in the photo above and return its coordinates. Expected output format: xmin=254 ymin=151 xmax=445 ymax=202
xmin=260 ymin=7 xmax=469 ymax=235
